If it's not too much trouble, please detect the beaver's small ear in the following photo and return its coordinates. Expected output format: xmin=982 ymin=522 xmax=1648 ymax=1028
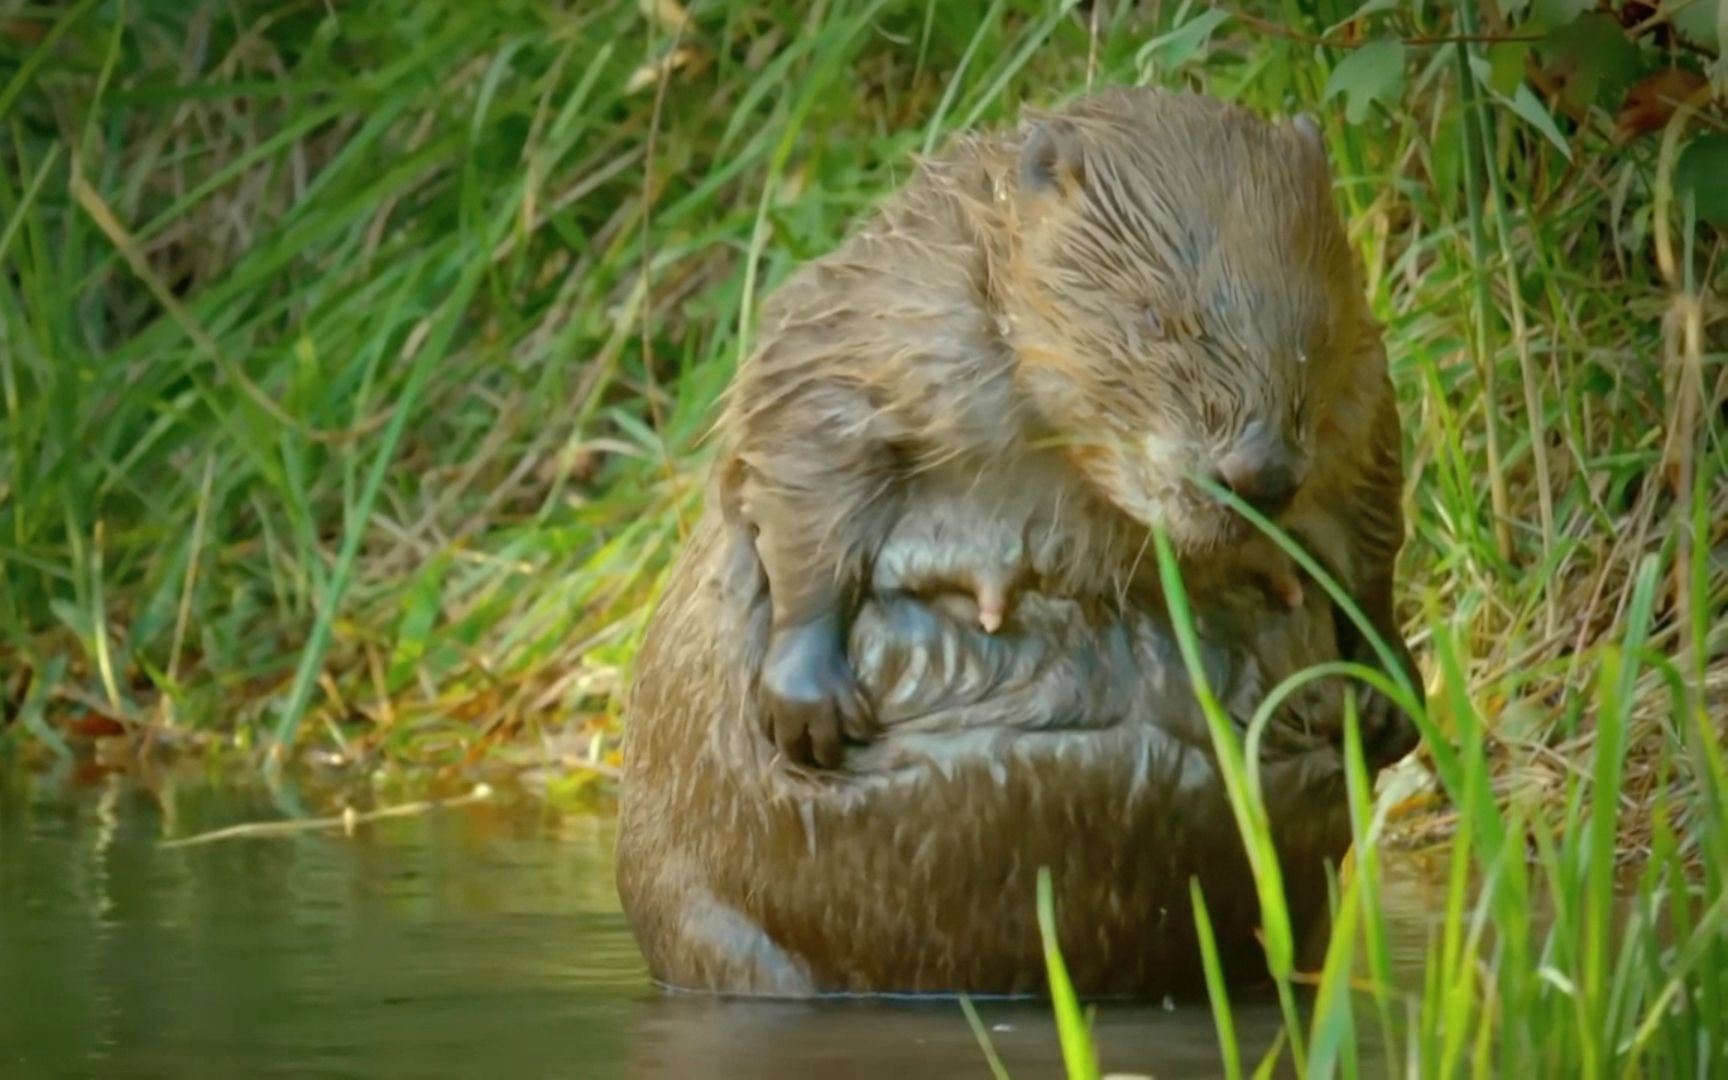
xmin=1019 ymin=117 xmax=1086 ymax=199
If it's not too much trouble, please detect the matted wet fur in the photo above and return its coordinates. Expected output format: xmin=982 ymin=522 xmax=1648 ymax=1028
xmin=615 ymin=87 xmax=1421 ymax=996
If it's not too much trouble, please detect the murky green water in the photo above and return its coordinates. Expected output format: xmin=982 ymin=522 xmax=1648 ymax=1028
xmin=0 ymin=764 xmax=1446 ymax=1078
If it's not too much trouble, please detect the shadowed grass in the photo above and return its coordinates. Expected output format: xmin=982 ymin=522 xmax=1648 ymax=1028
xmin=2 ymin=0 xmax=1725 ymax=1069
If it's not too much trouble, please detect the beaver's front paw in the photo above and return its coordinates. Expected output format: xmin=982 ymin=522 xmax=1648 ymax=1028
xmin=760 ymin=621 xmax=877 ymax=768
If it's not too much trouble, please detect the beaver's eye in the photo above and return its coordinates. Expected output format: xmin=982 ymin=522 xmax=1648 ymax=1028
xmin=1141 ymin=306 xmax=1167 ymax=340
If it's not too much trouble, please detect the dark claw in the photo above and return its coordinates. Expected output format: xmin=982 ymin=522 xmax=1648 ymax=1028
xmin=760 ymin=621 xmax=876 ymax=768
xmin=1354 ymin=683 xmax=1421 ymax=769
xmin=1331 ymin=585 xmax=1423 ymax=771
xmin=1351 ymin=638 xmax=1422 ymax=770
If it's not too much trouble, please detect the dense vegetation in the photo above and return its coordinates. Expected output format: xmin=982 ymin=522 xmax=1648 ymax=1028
xmin=3 ymin=0 xmax=1725 ymax=1073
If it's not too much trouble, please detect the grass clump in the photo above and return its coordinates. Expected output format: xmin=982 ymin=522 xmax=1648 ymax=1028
xmin=2 ymin=0 xmax=1726 ymax=1071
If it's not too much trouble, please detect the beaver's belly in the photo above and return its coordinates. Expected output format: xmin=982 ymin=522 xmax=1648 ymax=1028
xmin=615 ymin=527 xmax=1354 ymax=998
xmin=705 ymin=721 xmax=1348 ymax=996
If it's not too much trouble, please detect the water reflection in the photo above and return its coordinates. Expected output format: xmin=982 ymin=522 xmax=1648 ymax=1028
xmin=0 ymin=764 xmax=1443 ymax=1078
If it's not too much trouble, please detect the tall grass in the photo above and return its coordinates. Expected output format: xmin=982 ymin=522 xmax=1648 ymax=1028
xmin=2 ymin=0 xmax=1724 ymax=1070
xmin=1136 ymin=515 xmax=1728 ymax=1075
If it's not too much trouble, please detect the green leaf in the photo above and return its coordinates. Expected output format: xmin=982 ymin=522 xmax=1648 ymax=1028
xmin=49 ymin=598 xmax=90 ymax=639
xmin=1670 ymin=0 xmax=1722 ymax=50
xmin=1470 ymin=55 xmax=1574 ymax=161
xmin=1487 ymin=41 xmax=1530 ymax=96
xmin=1324 ymin=40 xmax=1408 ymax=125
xmin=1256 ymin=46 xmax=1293 ymax=105
xmin=1430 ymin=101 xmax=1464 ymax=193
xmin=1539 ymin=12 xmax=1641 ymax=109
xmin=1325 ymin=0 xmax=1402 ymax=35
xmin=388 ymin=562 xmax=445 ymax=690
xmin=1674 ymin=134 xmax=1728 ymax=228
xmin=1136 ymin=8 xmax=1230 ymax=73
xmin=1505 ymin=82 xmax=1574 ymax=160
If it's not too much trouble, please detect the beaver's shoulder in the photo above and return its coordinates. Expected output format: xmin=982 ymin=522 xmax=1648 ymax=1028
xmin=728 ymin=132 xmax=1026 ymax=450
xmin=755 ymin=131 xmax=1016 ymax=332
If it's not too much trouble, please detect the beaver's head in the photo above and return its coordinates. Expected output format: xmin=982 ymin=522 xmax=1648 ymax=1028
xmin=1003 ymin=88 xmax=1370 ymax=555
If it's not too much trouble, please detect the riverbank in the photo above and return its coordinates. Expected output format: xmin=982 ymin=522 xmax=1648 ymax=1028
xmin=5 ymin=0 xmax=1720 ymax=844
xmin=3 ymin=2 xmax=1724 ymax=1072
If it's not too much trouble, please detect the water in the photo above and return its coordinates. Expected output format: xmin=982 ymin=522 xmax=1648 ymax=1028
xmin=0 ymin=763 xmax=1448 ymax=1078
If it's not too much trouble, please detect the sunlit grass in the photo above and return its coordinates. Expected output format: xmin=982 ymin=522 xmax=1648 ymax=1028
xmin=2 ymin=0 xmax=1724 ymax=1071
xmin=1148 ymin=530 xmax=1728 ymax=1075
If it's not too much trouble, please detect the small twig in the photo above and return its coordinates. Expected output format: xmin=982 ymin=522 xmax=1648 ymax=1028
xmin=52 ymin=681 xmax=143 ymax=726
xmin=639 ymin=3 xmax=698 ymax=542
xmin=1085 ymin=0 xmax=1100 ymax=91
xmin=159 ymin=783 xmax=494 ymax=849
xmin=1208 ymin=4 xmax=1542 ymax=50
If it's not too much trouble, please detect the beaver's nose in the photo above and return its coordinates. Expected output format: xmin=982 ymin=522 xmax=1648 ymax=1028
xmin=1215 ymin=424 xmax=1303 ymax=516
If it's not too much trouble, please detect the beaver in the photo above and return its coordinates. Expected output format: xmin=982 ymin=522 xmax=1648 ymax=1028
xmin=718 ymin=86 xmax=1421 ymax=772
xmin=614 ymin=87 xmax=1422 ymax=996
xmin=615 ymin=487 xmax=1358 ymax=996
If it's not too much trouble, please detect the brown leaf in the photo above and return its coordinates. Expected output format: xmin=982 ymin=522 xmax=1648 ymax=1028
xmin=0 ymin=20 xmax=45 ymax=43
xmin=67 ymin=711 xmax=128 ymax=739
xmin=624 ymin=45 xmax=701 ymax=95
xmin=1614 ymin=67 xmax=1711 ymax=143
